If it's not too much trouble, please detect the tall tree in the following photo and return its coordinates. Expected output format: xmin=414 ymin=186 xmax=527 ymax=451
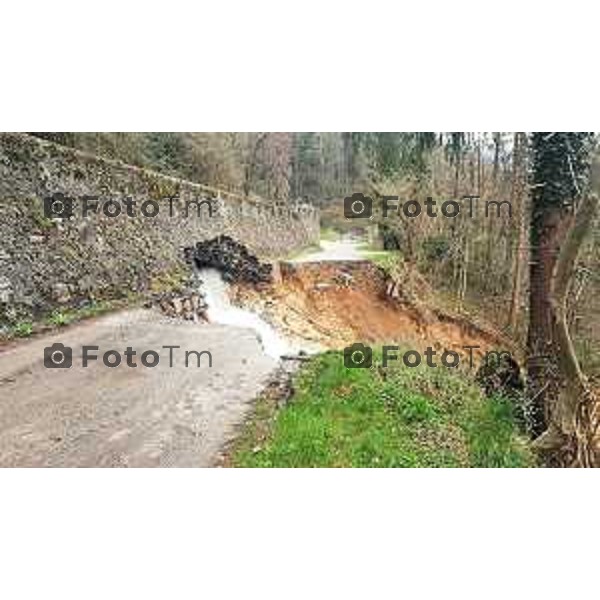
xmin=527 ymin=132 xmax=593 ymax=437
xmin=290 ymin=133 xmax=324 ymax=201
xmin=508 ymin=132 xmax=528 ymax=332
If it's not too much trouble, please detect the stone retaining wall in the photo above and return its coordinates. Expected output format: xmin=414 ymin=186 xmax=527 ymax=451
xmin=0 ymin=133 xmax=319 ymax=324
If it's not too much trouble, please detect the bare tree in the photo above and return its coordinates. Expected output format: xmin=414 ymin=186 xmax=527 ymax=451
xmin=508 ymin=132 xmax=528 ymax=332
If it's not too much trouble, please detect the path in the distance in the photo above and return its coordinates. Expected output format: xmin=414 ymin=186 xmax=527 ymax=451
xmin=0 ymin=310 xmax=276 ymax=467
xmin=293 ymin=238 xmax=367 ymax=262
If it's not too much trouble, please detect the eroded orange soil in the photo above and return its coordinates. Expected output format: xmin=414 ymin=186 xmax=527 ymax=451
xmin=233 ymin=261 xmax=517 ymax=368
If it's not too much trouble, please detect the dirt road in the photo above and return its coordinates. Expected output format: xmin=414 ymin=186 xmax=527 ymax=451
xmin=0 ymin=310 xmax=276 ymax=467
xmin=293 ymin=238 xmax=367 ymax=262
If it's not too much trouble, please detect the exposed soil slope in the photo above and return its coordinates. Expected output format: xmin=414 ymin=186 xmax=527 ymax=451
xmin=233 ymin=261 xmax=517 ymax=369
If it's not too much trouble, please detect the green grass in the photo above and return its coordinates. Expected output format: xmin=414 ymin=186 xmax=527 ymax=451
xmin=43 ymin=302 xmax=114 ymax=328
xmin=233 ymin=349 xmax=534 ymax=468
xmin=46 ymin=310 xmax=71 ymax=327
xmin=11 ymin=321 xmax=34 ymax=338
xmin=364 ymin=249 xmax=403 ymax=270
xmin=1 ymin=301 xmax=116 ymax=343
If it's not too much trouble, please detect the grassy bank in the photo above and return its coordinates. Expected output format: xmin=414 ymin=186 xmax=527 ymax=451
xmin=232 ymin=349 xmax=534 ymax=468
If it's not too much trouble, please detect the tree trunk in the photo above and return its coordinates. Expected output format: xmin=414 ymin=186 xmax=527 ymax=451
xmin=533 ymin=184 xmax=599 ymax=465
xmin=526 ymin=133 xmax=592 ymax=437
xmin=508 ymin=133 xmax=528 ymax=333
xmin=459 ymin=236 xmax=469 ymax=305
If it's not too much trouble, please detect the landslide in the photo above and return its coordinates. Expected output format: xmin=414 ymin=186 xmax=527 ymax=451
xmin=232 ymin=260 xmax=517 ymax=368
